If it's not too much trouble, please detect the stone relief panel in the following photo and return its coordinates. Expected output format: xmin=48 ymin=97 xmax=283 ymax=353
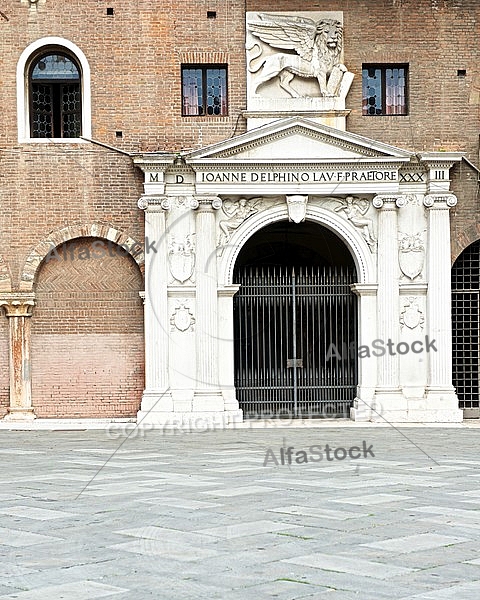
xmin=170 ymin=301 xmax=195 ymax=333
xmin=324 ymin=195 xmax=377 ymax=251
xmin=400 ymin=297 xmax=425 ymax=330
xmin=246 ymin=11 xmax=350 ymax=100
xmin=217 ymin=197 xmax=266 ymax=246
xmin=398 ymin=231 xmax=425 ymax=280
xmin=168 ymin=234 xmax=195 ymax=284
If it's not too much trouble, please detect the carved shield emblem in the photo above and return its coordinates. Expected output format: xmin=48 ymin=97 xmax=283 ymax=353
xmin=168 ymin=235 xmax=195 ymax=283
xmin=169 ymin=251 xmax=195 ymax=283
xmin=402 ymin=306 xmax=420 ymax=329
xmin=174 ymin=306 xmax=192 ymax=332
xmin=286 ymin=195 xmax=308 ymax=224
xmin=398 ymin=249 xmax=424 ymax=280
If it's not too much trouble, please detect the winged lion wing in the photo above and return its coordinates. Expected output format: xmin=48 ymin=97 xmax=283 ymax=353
xmin=248 ymin=13 xmax=317 ymax=62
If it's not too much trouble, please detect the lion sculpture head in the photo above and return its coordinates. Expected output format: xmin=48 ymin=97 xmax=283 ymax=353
xmin=315 ymin=19 xmax=343 ymax=69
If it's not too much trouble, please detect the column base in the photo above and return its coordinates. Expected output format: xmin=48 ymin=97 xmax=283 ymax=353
xmin=139 ymin=389 xmax=174 ymax=414
xmin=4 ymin=408 xmax=36 ymax=421
xmin=371 ymin=388 xmax=408 ymax=422
xmin=192 ymin=389 xmax=225 ymax=412
xmin=419 ymin=386 xmax=463 ymax=422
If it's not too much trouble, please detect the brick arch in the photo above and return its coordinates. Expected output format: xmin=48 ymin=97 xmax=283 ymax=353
xmin=19 ymin=223 xmax=144 ymax=291
xmin=31 ymin=236 xmax=145 ymax=418
xmin=0 ymin=253 xmax=12 ymax=292
xmin=452 ymin=224 xmax=480 ymax=264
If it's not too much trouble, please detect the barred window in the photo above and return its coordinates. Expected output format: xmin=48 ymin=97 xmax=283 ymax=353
xmin=362 ymin=64 xmax=408 ymax=116
xmin=29 ymin=52 xmax=82 ymax=138
xmin=182 ymin=65 xmax=228 ymax=116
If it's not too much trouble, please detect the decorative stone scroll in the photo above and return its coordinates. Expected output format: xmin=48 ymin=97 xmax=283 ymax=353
xmin=137 ymin=195 xmax=172 ymax=211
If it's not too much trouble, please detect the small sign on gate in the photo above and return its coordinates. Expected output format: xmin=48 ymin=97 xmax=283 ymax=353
xmin=287 ymin=358 xmax=303 ymax=368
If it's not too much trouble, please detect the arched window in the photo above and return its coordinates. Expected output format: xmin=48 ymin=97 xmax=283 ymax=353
xmin=17 ymin=37 xmax=91 ymax=142
xmin=29 ymin=52 xmax=82 ymax=138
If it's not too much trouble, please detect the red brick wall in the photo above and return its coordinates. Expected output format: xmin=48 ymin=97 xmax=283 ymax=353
xmin=0 ymin=317 xmax=8 ymax=418
xmin=31 ymin=238 xmax=144 ymax=418
xmin=1 ymin=0 xmax=479 ymax=418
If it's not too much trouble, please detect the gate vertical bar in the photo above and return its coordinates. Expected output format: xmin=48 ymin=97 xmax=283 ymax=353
xmin=292 ymin=267 xmax=298 ymax=418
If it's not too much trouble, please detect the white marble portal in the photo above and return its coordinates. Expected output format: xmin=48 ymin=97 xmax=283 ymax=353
xmin=134 ymin=117 xmax=463 ymax=425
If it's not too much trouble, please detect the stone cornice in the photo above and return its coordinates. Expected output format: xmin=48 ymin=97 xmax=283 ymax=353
xmin=417 ymin=152 xmax=463 ymax=168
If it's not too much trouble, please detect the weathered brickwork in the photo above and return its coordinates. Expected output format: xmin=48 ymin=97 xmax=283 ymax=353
xmin=31 ymin=238 xmax=144 ymax=418
xmin=1 ymin=0 xmax=479 ymax=417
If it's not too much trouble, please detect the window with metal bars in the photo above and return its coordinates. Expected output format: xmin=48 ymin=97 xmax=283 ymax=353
xmin=181 ymin=65 xmax=228 ymax=116
xmin=29 ymin=52 xmax=82 ymax=138
xmin=362 ymin=64 xmax=408 ymax=116
xmin=452 ymin=241 xmax=480 ymax=412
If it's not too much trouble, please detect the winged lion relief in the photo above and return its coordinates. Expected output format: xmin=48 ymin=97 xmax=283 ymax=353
xmin=247 ymin=13 xmax=349 ymax=98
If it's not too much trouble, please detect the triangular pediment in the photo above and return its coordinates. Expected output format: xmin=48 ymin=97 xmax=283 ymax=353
xmin=185 ymin=117 xmax=413 ymax=163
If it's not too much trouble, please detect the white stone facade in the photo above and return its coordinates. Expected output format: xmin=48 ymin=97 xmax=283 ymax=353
xmin=134 ymin=116 xmax=463 ymax=425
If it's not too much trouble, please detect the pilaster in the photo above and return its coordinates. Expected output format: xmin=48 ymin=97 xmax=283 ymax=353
xmin=422 ymin=193 xmax=462 ymax=421
xmin=0 ymin=293 xmax=36 ymax=421
xmin=193 ymin=196 xmax=224 ymax=410
xmin=136 ymin=195 xmax=173 ymax=420
xmin=372 ymin=195 xmax=406 ymax=420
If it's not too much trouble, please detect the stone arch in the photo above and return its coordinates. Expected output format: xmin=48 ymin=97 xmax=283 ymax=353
xmin=452 ymin=224 xmax=480 ymax=264
xmin=17 ymin=36 xmax=92 ymax=142
xmin=31 ymin=235 xmax=145 ymax=418
xmin=218 ymin=203 xmax=375 ymax=287
xmin=0 ymin=254 xmax=12 ymax=292
xmin=19 ymin=223 xmax=144 ymax=291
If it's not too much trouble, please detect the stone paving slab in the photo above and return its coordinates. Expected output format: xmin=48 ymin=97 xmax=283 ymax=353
xmin=1 ymin=427 xmax=480 ymax=598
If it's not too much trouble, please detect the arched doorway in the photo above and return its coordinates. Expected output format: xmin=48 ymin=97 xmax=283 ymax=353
xmin=452 ymin=240 xmax=480 ymax=418
xmin=233 ymin=220 xmax=358 ymax=419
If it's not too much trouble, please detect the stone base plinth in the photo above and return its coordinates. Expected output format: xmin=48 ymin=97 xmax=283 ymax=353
xmin=4 ymin=408 xmax=36 ymax=421
xmin=135 ymin=410 xmax=244 ymax=431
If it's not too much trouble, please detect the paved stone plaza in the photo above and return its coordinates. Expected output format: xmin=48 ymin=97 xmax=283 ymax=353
xmin=1 ymin=424 xmax=480 ymax=599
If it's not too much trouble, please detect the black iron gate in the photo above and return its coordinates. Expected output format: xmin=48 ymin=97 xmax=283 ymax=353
xmin=452 ymin=240 xmax=480 ymax=416
xmin=234 ymin=264 xmax=358 ymax=418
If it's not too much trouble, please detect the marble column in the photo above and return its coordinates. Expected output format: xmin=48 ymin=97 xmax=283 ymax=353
xmin=0 ymin=293 xmax=36 ymax=420
xmin=423 ymin=194 xmax=462 ymax=420
xmin=372 ymin=195 xmax=406 ymax=419
xmin=193 ymin=196 xmax=224 ymax=410
xmin=136 ymin=195 xmax=173 ymax=420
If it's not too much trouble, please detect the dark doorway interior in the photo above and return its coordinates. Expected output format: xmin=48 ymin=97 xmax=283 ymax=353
xmin=233 ymin=220 xmax=358 ymax=419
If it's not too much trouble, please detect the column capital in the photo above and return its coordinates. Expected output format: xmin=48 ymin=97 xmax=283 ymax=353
xmin=194 ymin=195 xmax=223 ymax=211
xmin=0 ymin=293 xmax=35 ymax=317
xmin=137 ymin=195 xmax=172 ymax=211
xmin=372 ymin=195 xmax=407 ymax=209
xmin=423 ymin=193 xmax=458 ymax=209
